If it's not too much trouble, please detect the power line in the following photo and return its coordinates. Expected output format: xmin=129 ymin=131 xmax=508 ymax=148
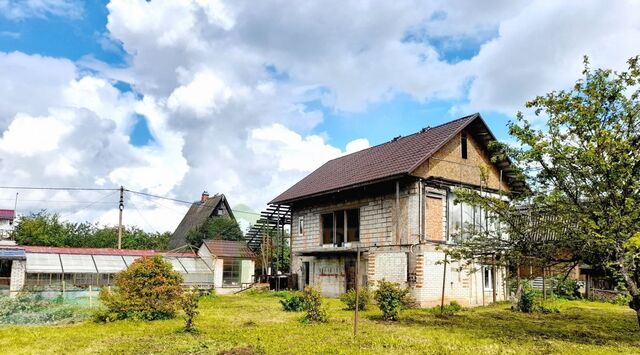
xmin=0 ymin=186 xmax=118 ymax=191
xmin=125 ymin=189 xmax=263 ymax=216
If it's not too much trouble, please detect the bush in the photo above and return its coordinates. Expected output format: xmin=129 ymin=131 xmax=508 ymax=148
xmin=340 ymin=287 xmax=372 ymax=311
xmin=301 ymin=285 xmax=327 ymax=323
xmin=280 ymin=292 xmax=305 ymax=312
xmin=96 ymin=256 xmax=183 ymax=322
xmin=179 ymin=287 xmax=200 ymax=332
xmin=0 ymin=294 xmax=88 ymax=325
xmin=374 ymin=280 xmax=412 ymax=321
xmin=515 ymin=282 xmax=537 ymax=313
xmin=551 ymin=276 xmax=581 ymax=300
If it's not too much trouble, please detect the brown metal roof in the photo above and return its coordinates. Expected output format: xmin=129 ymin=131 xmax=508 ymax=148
xmin=270 ymin=113 xmax=483 ymax=204
xmin=202 ymin=239 xmax=256 ymax=259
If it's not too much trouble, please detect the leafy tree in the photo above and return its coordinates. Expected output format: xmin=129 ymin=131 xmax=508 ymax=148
xmin=12 ymin=210 xmax=170 ymax=250
xmin=12 ymin=211 xmax=68 ymax=246
xmin=97 ymin=256 xmax=183 ymax=321
xmin=186 ymin=216 xmax=244 ymax=247
xmin=449 ymin=56 xmax=640 ymax=327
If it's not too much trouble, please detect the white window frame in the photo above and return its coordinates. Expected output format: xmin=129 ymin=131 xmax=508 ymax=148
xmin=298 ymin=216 xmax=304 ymax=236
xmin=483 ymin=266 xmax=493 ymax=290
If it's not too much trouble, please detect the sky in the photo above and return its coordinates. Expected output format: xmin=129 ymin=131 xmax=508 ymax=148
xmin=0 ymin=0 xmax=639 ymax=233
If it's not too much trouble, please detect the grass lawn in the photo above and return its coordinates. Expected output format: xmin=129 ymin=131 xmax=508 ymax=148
xmin=0 ymin=292 xmax=638 ymax=354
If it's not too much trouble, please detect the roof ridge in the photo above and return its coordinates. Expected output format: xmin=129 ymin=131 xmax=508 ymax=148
xmin=321 ymin=113 xmax=479 ymax=164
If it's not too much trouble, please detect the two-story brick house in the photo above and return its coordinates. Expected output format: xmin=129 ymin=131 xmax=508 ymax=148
xmin=270 ymin=113 xmax=523 ymax=307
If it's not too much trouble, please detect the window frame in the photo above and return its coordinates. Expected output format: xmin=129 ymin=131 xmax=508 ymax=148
xmin=320 ymin=208 xmax=360 ymax=246
xmin=298 ymin=216 xmax=304 ymax=236
xmin=222 ymin=258 xmax=242 ymax=287
xmin=483 ymin=266 xmax=493 ymax=290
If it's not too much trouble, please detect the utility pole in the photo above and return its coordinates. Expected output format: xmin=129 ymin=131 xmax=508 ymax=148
xmin=118 ymin=186 xmax=124 ymax=249
xmin=354 ymin=246 xmax=360 ymax=336
xmin=440 ymin=253 xmax=448 ymax=312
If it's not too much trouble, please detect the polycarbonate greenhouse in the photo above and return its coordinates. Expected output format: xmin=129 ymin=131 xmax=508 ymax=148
xmin=19 ymin=246 xmax=214 ymax=291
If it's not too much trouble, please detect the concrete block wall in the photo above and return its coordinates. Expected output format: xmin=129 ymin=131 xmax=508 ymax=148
xmin=410 ymin=250 xmax=506 ymax=307
xmin=10 ymin=260 xmax=25 ymax=295
xmin=370 ymin=252 xmax=407 ymax=287
xmin=292 ymin=193 xmax=398 ymax=253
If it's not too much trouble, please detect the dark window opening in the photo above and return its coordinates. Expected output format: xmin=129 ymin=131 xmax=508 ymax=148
xmin=321 ymin=209 xmax=360 ymax=245
xmin=322 ymin=213 xmax=334 ymax=244
xmin=346 ymin=209 xmax=360 ymax=242
xmin=461 ymin=132 xmax=468 ymax=159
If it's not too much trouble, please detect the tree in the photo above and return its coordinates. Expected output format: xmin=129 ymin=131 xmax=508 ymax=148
xmin=186 ymin=216 xmax=244 ymax=247
xmin=450 ymin=56 xmax=640 ymax=327
xmin=12 ymin=210 xmax=171 ymax=250
xmin=98 ymin=256 xmax=183 ymax=321
xmin=12 ymin=211 xmax=68 ymax=246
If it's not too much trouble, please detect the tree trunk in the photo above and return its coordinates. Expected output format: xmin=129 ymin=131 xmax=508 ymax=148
xmin=631 ymin=295 xmax=640 ymax=329
xmin=619 ymin=261 xmax=640 ymax=328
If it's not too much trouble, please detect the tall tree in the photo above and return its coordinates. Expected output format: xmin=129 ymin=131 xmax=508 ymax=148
xmin=449 ymin=56 xmax=640 ymax=327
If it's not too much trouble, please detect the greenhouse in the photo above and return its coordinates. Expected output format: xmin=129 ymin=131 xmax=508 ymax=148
xmin=13 ymin=246 xmax=214 ymax=292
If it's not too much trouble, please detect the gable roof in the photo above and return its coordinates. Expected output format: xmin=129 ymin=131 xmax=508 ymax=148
xmin=168 ymin=194 xmax=235 ymax=250
xmin=202 ymin=239 xmax=256 ymax=259
xmin=271 ymin=113 xmax=522 ymax=204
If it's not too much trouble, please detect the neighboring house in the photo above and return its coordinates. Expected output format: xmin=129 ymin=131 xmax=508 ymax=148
xmin=0 ymin=245 xmax=212 ymax=296
xmin=270 ymin=113 xmax=523 ymax=307
xmin=197 ymin=239 xmax=256 ymax=294
xmin=0 ymin=209 xmax=16 ymax=241
xmin=168 ymin=192 xmax=235 ymax=250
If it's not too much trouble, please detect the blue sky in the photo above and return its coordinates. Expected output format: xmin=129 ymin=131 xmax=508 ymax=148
xmin=0 ymin=0 xmax=513 ymax=150
xmin=0 ymin=0 xmax=637 ymax=230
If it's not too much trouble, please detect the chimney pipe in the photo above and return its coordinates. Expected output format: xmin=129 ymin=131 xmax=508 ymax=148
xmin=201 ymin=191 xmax=209 ymax=203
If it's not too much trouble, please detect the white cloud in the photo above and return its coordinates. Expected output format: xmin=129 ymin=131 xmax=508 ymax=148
xmin=167 ymin=70 xmax=234 ymax=117
xmin=0 ymin=0 xmax=82 ymax=20
xmin=2 ymin=0 xmax=640 ymax=234
xmin=345 ymin=139 xmax=370 ymax=154
xmin=0 ymin=112 xmax=70 ymax=156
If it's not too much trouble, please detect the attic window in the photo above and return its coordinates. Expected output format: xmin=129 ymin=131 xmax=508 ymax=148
xmin=461 ymin=132 xmax=468 ymax=159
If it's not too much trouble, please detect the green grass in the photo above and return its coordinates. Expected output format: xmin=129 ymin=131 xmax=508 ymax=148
xmin=0 ymin=292 xmax=638 ymax=354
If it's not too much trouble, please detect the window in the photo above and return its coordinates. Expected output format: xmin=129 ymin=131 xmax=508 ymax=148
xmin=322 ymin=213 xmax=334 ymax=244
xmin=321 ymin=209 xmax=360 ymax=245
xmin=346 ymin=209 xmax=360 ymax=242
xmin=298 ymin=216 xmax=304 ymax=236
xmin=484 ymin=266 xmax=493 ymax=290
xmin=461 ymin=132 xmax=468 ymax=159
xmin=223 ymin=259 xmax=241 ymax=286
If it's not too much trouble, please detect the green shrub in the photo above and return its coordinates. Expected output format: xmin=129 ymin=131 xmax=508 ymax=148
xmin=179 ymin=287 xmax=200 ymax=332
xmin=280 ymin=292 xmax=305 ymax=312
xmin=340 ymin=287 xmax=372 ymax=311
xmin=0 ymin=294 xmax=87 ymax=325
xmin=374 ymin=280 xmax=412 ymax=321
xmin=96 ymin=256 xmax=184 ymax=322
xmin=551 ymin=276 xmax=581 ymax=300
xmin=515 ymin=282 xmax=537 ymax=313
xmin=301 ymin=285 xmax=327 ymax=323
xmin=426 ymin=301 xmax=463 ymax=316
